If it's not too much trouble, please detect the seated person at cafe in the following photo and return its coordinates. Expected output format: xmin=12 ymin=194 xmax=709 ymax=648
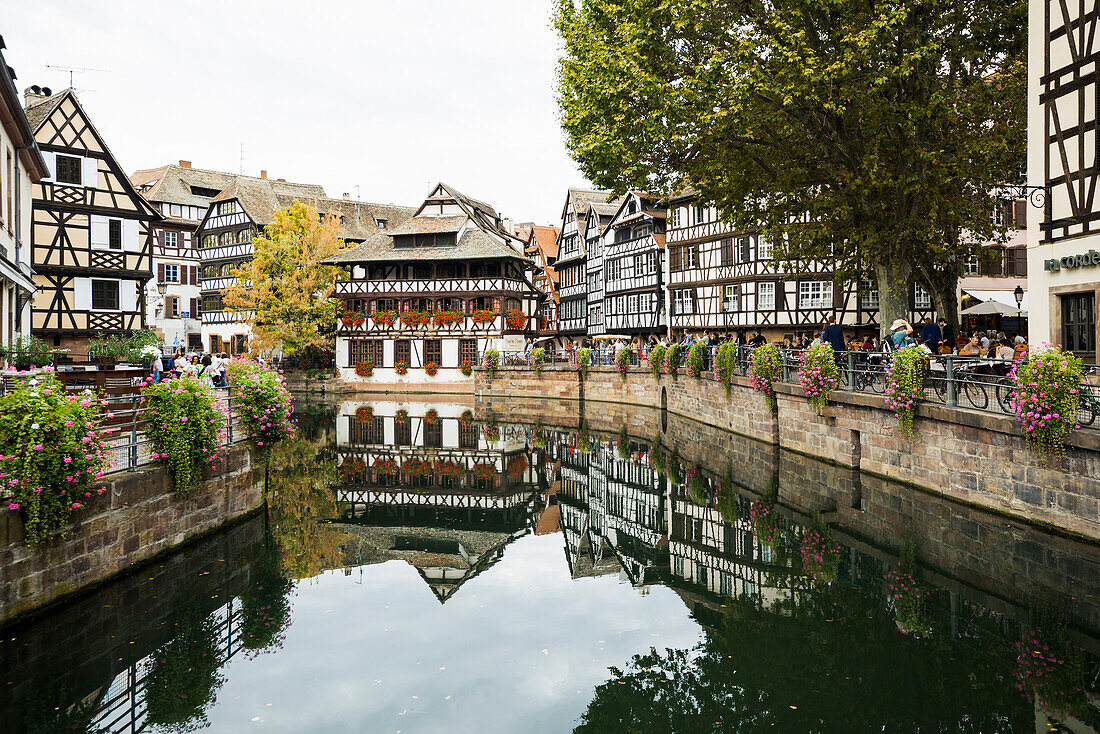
xmin=888 ymin=319 xmax=915 ymax=349
xmin=958 ymin=335 xmax=983 ymax=357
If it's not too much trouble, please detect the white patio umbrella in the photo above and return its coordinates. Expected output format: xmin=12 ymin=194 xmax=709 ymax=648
xmin=961 ymin=300 xmax=1023 ymax=316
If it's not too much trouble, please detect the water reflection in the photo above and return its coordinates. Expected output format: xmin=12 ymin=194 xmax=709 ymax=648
xmin=3 ymin=398 xmax=1100 ymax=733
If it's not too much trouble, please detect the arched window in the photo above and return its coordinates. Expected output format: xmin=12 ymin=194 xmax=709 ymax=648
xmin=405 ymin=298 xmax=432 ymax=313
xmin=237 ymin=228 xmax=250 ymax=243
xmin=202 ymin=265 xmax=218 ymax=279
xmin=220 ymin=263 xmax=234 ymax=277
xmin=437 ymin=297 xmax=462 ymax=312
xmin=219 ymin=232 xmax=230 ymax=246
xmin=468 ymin=296 xmax=494 ymax=312
xmin=202 ymin=235 xmax=214 ymax=247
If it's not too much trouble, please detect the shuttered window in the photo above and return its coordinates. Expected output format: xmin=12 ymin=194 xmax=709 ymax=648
xmin=108 ymin=220 xmax=122 ymax=250
xmin=56 ymin=155 xmax=81 ymax=185
xmin=424 ymin=339 xmax=442 ymax=366
xmin=348 ymin=340 xmax=382 ymax=367
xmin=395 ymin=340 xmax=411 ymax=366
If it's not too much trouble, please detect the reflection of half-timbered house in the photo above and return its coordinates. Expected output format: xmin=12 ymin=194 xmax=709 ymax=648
xmin=523 ymin=224 xmax=561 ymax=342
xmin=666 ymin=194 xmax=937 ymax=340
xmin=130 ymin=161 xmax=237 ymax=350
xmin=25 ymin=89 xmax=158 ymax=351
xmin=0 ymin=68 xmax=49 ymax=349
xmin=556 ymin=189 xmax=617 ymax=340
xmin=601 ymin=192 xmax=666 ymax=338
xmin=327 ymin=183 xmax=542 ymax=383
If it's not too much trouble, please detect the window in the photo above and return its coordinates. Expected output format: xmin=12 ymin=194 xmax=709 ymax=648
xmin=232 ymin=334 xmax=248 ymax=355
xmin=1006 ymin=247 xmax=1028 ymax=276
xmin=693 ymin=205 xmax=705 ymax=224
xmin=163 ymin=264 xmax=179 ymax=283
xmin=169 ymin=296 xmax=180 ymax=318
xmin=5 ymin=150 xmax=11 ymax=226
xmin=674 ymin=289 xmax=695 ymax=315
xmin=394 ymin=418 xmax=411 ymax=446
xmin=673 ymin=556 xmax=684 ymax=577
xmin=757 ymin=237 xmax=773 ymax=260
xmin=91 ymin=279 xmax=119 ymax=310
xmin=424 ymin=339 xmax=442 ymax=366
xmin=350 ymin=416 xmax=385 ymax=446
xmin=683 ymin=245 xmax=697 ymax=269
xmin=914 ymin=283 xmax=932 ymax=309
xmin=376 ymin=219 xmax=387 ymax=230
xmin=164 ymin=231 xmax=178 ymax=248
xmin=1061 ymin=293 xmax=1096 ymax=355
xmin=424 ymin=419 xmax=442 ymax=448
xmin=798 ymin=280 xmax=833 ymax=309
xmin=720 ymin=238 xmax=734 ymax=265
xmin=990 ymin=203 xmax=1004 ymax=227
xmin=108 ymin=220 xmax=122 ymax=250
xmin=217 ymin=201 xmax=235 ymax=216
xmin=719 ymin=571 xmax=733 ymax=597
xmin=758 ymin=281 xmax=776 ymax=310
xmin=723 ymin=284 xmax=739 ymax=312
xmin=460 ymin=339 xmax=477 ymax=365
xmin=56 ymin=155 xmax=82 ymax=185
xmin=859 ymin=279 xmax=879 ymax=310
xmin=348 ymin=340 xmax=382 ymax=367
xmin=395 ymin=339 xmax=411 ymax=366
xmin=964 ymin=254 xmax=980 ymax=276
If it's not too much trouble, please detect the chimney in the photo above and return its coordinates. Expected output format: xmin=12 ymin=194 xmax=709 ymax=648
xmin=178 ymin=160 xmax=192 ymax=168
xmin=260 ymin=170 xmax=267 ymax=180
xmin=277 ymin=178 xmax=285 ymax=182
xmin=23 ymin=85 xmax=49 ymax=108
xmin=342 ymin=192 xmax=351 ymax=200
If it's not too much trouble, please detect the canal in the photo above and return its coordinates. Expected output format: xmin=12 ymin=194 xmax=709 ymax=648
xmin=2 ymin=396 xmax=1099 ymax=733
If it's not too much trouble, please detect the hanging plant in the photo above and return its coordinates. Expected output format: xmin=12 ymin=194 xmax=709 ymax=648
xmin=433 ymin=309 xmax=465 ymax=327
xmin=649 ymin=344 xmax=666 ymax=382
xmin=483 ymin=422 xmax=500 ymax=443
xmin=798 ymin=343 xmax=840 ymax=414
xmin=483 ymin=349 xmax=500 ymax=377
xmin=666 ymin=448 xmax=683 ymax=484
xmin=460 ymin=359 xmax=474 ymax=376
xmin=354 ymin=406 xmax=374 ymax=424
xmin=425 ymin=409 xmax=440 ymax=425
xmin=504 ymin=308 xmax=528 ymax=330
xmin=425 ymin=361 xmax=439 ymax=376
xmin=472 ymin=309 xmax=498 ymax=325
xmin=340 ymin=307 xmax=365 ymax=329
xmin=885 ymin=346 xmax=926 ymax=442
xmin=143 ymin=606 xmax=226 ymax=733
xmin=748 ymin=342 xmax=782 ymax=410
xmin=800 ymin=520 xmax=841 ymax=583
xmin=686 ymin=464 xmax=709 ymax=505
xmin=714 ymin=341 xmax=737 ymax=397
xmin=1010 ymin=345 xmax=1085 ymax=459
xmin=749 ymin=497 xmax=783 ymax=547
xmin=143 ymin=377 xmax=227 ymax=494
xmin=717 ymin=486 xmax=739 ymax=524
xmin=884 ymin=543 xmax=933 ymax=637
xmin=0 ymin=373 xmax=107 ymax=546
xmin=370 ymin=310 xmax=398 ymax=327
xmin=648 ymin=436 xmax=666 ymax=475
xmin=1014 ymin=609 xmax=1088 ymax=719
xmin=576 ymin=428 xmax=594 ymax=454
xmin=355 ymin=360 xmax=374 ymax=377
xmin=400 ymin=309 xmax=431 ymax=327
xmin=395 ymin=361 xmax=409 ymax=376
xmin=665 ymin=343 xmax=681 ymax=378
xmin=225 ymin=359 xmax=296 ymax=453
xmin=340 ymin=457 xmax=367 ymax=482
xmin=459 ymin=410 xmax=474 ymax=428
xmin=686 ymin=342 xmax=706 ymax=379
xmin=506 ymin=454 xmax=529 ymax=480
xmin=615 ymin=347 xmax=631 ymax=379
xmin=530 ymin=424 xmax=548 ymax=449
xmin=576 ymin=347 xmax=592 ymax=380
xmin=531 ymin=347 xmax=547 ymax=375
xmin=373 ymin=458 xmax=397 ymax=475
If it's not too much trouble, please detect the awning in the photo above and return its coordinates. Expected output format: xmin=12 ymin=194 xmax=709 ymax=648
xmin=0 ymin=256 xmax=34 ymax=293
xmin=963 ymin=289 xmax=1028 ymax=311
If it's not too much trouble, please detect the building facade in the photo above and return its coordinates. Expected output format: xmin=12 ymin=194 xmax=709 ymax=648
xmin=1027 ymin=0 xmax=1100 ymax=362
xmin=24 ymin=89 xmax=157 ymax=353
xmin=556 ymin=189 xmax=617 ymax=340
xmin=601 ymin=191 xmax=667 ymax=338
xmin=584 ymin=198 xmax=622 ymax=338
xmin=0 ymin=51 xmax=49 ymax=350
xmin=327 ymin=183 xmax=543 ymax=383
xmin=523 ymin=224 xmax=561 ymax=343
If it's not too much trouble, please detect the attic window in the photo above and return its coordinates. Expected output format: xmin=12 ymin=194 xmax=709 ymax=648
xmin=376 ymin=219 xmax=387 ymax=230
xmin=394 ymin=233 xmax=456 ymax=248
xmin=190 ymin=185 xmax=220 ymax=198
xmin=628 ymin=199 xmax=637 ymax=214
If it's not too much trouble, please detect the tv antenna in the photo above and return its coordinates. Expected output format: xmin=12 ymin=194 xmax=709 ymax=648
xmin=44 ymin=65 xmax=110 ymax=88
xmin=239 ymin=142 xmax=245 ymax=174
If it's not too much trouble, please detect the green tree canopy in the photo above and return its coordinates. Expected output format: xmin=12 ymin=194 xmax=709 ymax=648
xmin=555 ymin=0 xmax=1025 ymax=332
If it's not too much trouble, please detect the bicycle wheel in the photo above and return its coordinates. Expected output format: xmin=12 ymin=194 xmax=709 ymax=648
xmin=961 ymin=377 xmax=989 ymax=410
xmin=867 ymin=366 xmax=887 ymax=394
xmin=994 ymin=379 xmax=1015 ymax=414
xmin=926 ymin=373 xmax=947 ymax=403
xmin=1079 ymin=396 xmax=1098 ymax=427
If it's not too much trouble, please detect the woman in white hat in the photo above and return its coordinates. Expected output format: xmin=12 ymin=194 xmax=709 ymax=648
xmin=888 ymin=319 xmax=914 ymax=349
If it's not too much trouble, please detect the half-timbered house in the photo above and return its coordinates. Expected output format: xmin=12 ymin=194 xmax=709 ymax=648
xmin=666 ymin=194 xmax=938 ymax=341
xmin=600 ymin=191 xmax=666 ymax=338
xmin=24 ymin=89 xmax=158 ymax=352
xmin=0 ymin=55 xmax=49 ymax=350
xmin=194 ymin=174 xmax=412 ymax=355
xmin=326 ymin=183 xmax=543 ymax=383
xmin=555 ymin=189 xmax=617 ymax=341
xmin=584 ymin=198 xmax=623 ymax=338
xmin=523 ymin=224 xmax=561 ymax=344
xmin=1027 ymin=0 xmax=1099 ymax=361
xmin=130 ymin=161 xmax=237 ymax=351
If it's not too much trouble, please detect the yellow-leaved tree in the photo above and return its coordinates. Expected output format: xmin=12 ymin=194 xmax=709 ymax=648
xmin=223 ymin=200 xmax=345 ymax=357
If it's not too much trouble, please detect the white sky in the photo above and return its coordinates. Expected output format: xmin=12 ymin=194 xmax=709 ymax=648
xmin=4 ymin=0 xmax=587 ymax=224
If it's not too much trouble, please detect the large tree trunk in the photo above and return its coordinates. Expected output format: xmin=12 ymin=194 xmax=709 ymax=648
xmin=912 ymin=260 xmax=960 ymax=341
xmin=874 ymin=259 xmax=913 ymax=340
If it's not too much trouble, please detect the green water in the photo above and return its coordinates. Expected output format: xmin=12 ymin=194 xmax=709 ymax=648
xmin=2 ymin=398 xmax=1098 ymax=733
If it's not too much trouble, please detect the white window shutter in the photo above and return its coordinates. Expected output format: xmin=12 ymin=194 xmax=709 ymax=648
xmin=41 ymin=152 xmax=57 ymax=183
xmin=123 ymin=219 xmax=139 ymax=251
xmin=121 ymin=280 xmax=137 ymax=312
xmin=89 ymin=215 xmax=108 ymax=247
xmin=82 ymin=157 xmax=98 ymax=188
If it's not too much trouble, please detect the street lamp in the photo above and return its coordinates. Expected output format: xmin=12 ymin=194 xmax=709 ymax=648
xmin=157 ymin=282 xmax=168 ymax=296
xmin=1014 ymin=285 xmax=1024 ymax=311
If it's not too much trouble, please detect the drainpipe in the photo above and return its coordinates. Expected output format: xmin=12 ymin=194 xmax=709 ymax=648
xmin=13 ymin=146 xmax=36 ymax=336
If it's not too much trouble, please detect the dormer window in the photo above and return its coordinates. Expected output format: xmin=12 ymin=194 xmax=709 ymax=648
xmin=627 ymin=199 xmax=637 ymax=214
xmin=56 ymin=155 xmax=82 ymax=185
xmin=376 ymin=219 xmax=387 ymax=230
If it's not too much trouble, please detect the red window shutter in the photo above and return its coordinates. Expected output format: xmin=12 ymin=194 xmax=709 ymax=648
xmin=158 ymin=263 xmax=165 ymax=282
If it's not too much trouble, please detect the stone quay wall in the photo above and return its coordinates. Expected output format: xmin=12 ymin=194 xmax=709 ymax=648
xmin=475 ymin=365 xmax=1100 ymax=540
xmin=0 ymin=444 xmax=263 ymax=624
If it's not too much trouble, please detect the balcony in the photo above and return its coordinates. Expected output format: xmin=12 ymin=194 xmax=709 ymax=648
xmin=334 ymin=276 xmax=530 ymax=296
xmin=604 ymin=233 xmax=658 ymax=258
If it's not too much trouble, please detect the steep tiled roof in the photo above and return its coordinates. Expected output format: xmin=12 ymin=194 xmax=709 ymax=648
xmin=23 ymin=91 xmax=66 ymax=132
xmin=327 ymin=225 xmax=532 ymax=264
xmin=274 ymin=194 xmax=415 ymax=242
xmin=386 ymin=215 xmax=466 ymax=236
xmin=529 ymin=225 xmax=560 ymax=260
xmin=130 ymin=164 xmax=241 ymax=208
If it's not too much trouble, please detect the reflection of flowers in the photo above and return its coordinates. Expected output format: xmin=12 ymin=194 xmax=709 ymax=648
xmin=424 ymin=409 xmax=439 ymax=425
xmin=403 ymin=458 xmax=433 ymax=476
xmin=459 ymin=410 xmax=474 ymax=428
xmin=1014 ymin=618 xmax=1087 ymax=718
xmin=395 ymin=409 xmax=409 ymax=423
xmin=460 ymin=360 xmax=474 ymax=377
xmin=434 ymin=460 xmax=465 ymax=477
xmin=800 ymin=525 xmax=841 ymax=583
xmin=884 ymin=546 xmax=932 ymax=638
xmin=373 ymin=458 xmax=397 ymax=476
xmin=473 ymin=463 xmax=497 ymax=481
xmin=143 ymin=606 xmax=225 ymax=733
xmin=340 ymin=457 xmax=367 ymax=482
xmin=240 ymin=540 xmax=294 ymax=658
xmin=354 ymin=406 xmax=374 ymax=424
xmin=506 ymin=454 xmax=528 ymax=480
xmin=482 ymin=423 xmax=500 ymax=443
xmin=749 ymin=498 xmax=783 ymax=547
xmin=395 ymin=361 xmax=409 ymax=375
xmin=425 ymin=361 xmax=438 ymax=376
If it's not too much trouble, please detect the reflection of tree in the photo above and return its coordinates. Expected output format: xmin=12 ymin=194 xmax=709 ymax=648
xmin=240 ymin=534 xmax=294 ymax=656
xmin=267 ymin=435 xmax=345 ymax=580
xmin=575 ymin=589 xmax=1026 ymax=733
xmin=143 ymin=605 xmax=225 ymax=733
xmin=21 ymin=685 xmax=107 ymax=734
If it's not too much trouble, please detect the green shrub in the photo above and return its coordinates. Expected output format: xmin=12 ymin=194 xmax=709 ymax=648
xmin=0 ymin=334 xmax=54 ymax=369
xmin=649 ymin=344 xmax=666 ymax=382
xmin=142 ymin=377 xmax=227 ymax=493
xmin=686 ymin=342 xmax=706 ymax=379
xmin=225 ymin=359 xmax=295 ymax=453
xmin=666 ymin=343 xmax=681 ymax=378
xmin=715 ymin=342 xmax=737 ymax=396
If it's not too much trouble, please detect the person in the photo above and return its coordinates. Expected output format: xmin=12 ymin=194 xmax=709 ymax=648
xmin=820 ymin=316 xmax=846 ymax=354
xmin=888 ymin=319 xmax=914 ymax=349
xmin=750 ymin=330 xmax=766 ymax=348
xmin=152 ymin=353 xmax=164 ymax=383
xmin=198 ymin=353 xmax=213 ymax=384
xmin=1013 ymin=335 xmax=1028 ymax=361
xmin=995 ymin=339 xmax=1015 ymax=362
xmin=958 ymin=335 xmax=983 ymax=357
xmin=920 ymin=317 xmax=941 ymax=352
xmin=979 ymin=332 xmax=991 ymax=351
xmin=937 ymin=318 xmax=955 ymax=354
xmin=861 ymin=335 xmax=877 ymax=351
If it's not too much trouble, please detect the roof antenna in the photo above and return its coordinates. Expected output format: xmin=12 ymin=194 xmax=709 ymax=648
xmin=239 ymin=142 xmax=245 ymax=175
xmin=44 ymin=64 xmax=109 ymax=89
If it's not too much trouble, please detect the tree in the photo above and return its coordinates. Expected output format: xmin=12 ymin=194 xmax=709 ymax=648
xmin=554 ymin=0 xmax=1025 ymax=335
xmin=222 ymin=200 xmax=346 ymax=357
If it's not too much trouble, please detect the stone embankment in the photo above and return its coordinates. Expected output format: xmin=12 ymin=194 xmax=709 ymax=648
xmin=475 ymin=366 xmax=1100 ymax=540
xmin=0 ymin=444 xmax=262 ymax=624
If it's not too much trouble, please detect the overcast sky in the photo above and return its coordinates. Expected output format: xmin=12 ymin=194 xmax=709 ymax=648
xmin=4 ymin=1 xmax=587 ymax=224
